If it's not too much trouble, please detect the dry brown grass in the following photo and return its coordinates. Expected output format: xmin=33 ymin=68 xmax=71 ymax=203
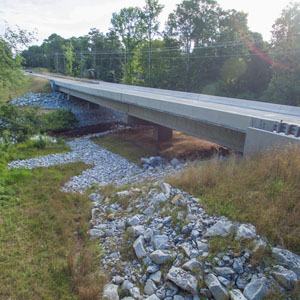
xmin=167 ymin=145 xmax=300 ymax=254
xmin=67 ymin=248 xmax=106 ymax=300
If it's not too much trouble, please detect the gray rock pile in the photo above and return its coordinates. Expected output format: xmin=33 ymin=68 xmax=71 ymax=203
xmin=90 ymin=183 xmax=300 ymax=300
xmin=6 ymin=104 xmax=300 ymax=299
xmin=11 ymin=92 xmax=124 ymax=126
xmin=8 ymin=129 xmax=186 ymax=193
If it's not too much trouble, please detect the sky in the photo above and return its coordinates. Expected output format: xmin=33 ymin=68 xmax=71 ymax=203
xmin=0 ymin=0 xmax=293 ymax=46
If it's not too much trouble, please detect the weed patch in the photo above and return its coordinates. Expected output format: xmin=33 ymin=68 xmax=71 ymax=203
xmin=168 ymin=145 xmax=300 ymax=255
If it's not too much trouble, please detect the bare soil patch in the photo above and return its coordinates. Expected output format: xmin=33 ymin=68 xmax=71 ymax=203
xmin=110 ymin=127 xmax=228 ymax=160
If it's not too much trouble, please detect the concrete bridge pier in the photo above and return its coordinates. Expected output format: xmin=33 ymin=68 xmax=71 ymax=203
xmin=126 ymin=115 xmax=173 ymax=142
xmin=153 ymin=125 xmax=173 ymax=141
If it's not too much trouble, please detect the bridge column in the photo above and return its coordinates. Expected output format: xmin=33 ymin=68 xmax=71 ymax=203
xmin=153 ymin=125 xmax=173 ymax=142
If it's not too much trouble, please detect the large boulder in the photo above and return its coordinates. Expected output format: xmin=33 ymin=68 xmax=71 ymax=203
xmin=144 ymin=279 xmax=157 ymax=295
xmin=205 ymin=274 xmax=229 ymax=300
xmin=271 ymin=265 xmax=298 ymax=290
xmin=272 ymin=247 xmax=300 ymax=279
xmin=152 ymin=234 xmax=169 ymax=250
xmin=150 ymin=250 xmax=173 ymax=264
xmin=243 ymin=277 xmax=269 ymax=300
xmin=236 ymin=224 xmax=256 ymax=240
xmin=133 ymin=236 xmax=147 ymax=259
xmin=103 ymin=284 xmax=119 ymax=300
xmin=166 ymin=266 xmax=198 ymax=294
xmin=229 ymin=289 xmax=247 ymax=300
xmin=205 ymin=221 xmax=234 ymax=237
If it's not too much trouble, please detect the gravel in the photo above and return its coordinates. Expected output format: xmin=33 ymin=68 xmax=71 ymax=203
xmin=8 ymin=92 xmax=300 ymax=300
xmin=11 ymin=92 xmax=125 ymax=127
xmin=8 ymin=129 xmax=186 ymax=193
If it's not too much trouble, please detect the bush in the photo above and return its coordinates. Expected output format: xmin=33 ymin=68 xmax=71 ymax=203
xmin=40 ymin=109 xmax=78 ymax=132
xmin=0 ymin=103 xmax=40 ymax=143
xmin=0 ymin=103 xmax=78 ymax=143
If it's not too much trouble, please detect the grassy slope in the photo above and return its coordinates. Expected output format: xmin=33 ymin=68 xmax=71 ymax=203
xmin=12 ymin=141 xmax=71 ymax=161
xmin=0 ymin=162 xmax=105 ymax=300
xmin=1 ymin=76 xmax=52 ymax=103
xmin=168 ymin=145 xmax=300 ymax=255
xmin=92 ymin=135 xmax=158 ymax=165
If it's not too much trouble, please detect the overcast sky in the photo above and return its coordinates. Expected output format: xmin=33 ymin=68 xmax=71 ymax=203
xmin=0 ymin=0 xmax=293 ymax=46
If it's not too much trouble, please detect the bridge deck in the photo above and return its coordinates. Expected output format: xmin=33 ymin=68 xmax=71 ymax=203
xmin=32 ymin=73 xmax=300 ymax=153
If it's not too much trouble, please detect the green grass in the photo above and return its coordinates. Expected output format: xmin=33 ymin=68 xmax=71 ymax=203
xmin=92 ymin=135 xmax=158 ymax=165
xmin=0 ymin=162 xmax=106 ymax=300
xmin=12 ymin=140 xmax=71 ymax=161
xmin=167 ymin=145 xmax=300 ymax=255
xmin=1 ymin=76 xmax=52 ymax=103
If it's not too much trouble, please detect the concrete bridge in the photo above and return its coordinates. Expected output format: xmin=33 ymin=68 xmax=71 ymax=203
xmin=35 ymin=73 xmax=300 ymax=154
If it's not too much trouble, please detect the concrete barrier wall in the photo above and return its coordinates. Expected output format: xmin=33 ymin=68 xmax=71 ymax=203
xmin=244 ymin=127 xmax=300 ymax=155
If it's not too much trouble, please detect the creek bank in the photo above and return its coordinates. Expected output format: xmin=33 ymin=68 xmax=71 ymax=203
xmin=8 ymin=92 xmax=300 ymax=300
xmin=92 ymin=183 xmax=300 ymax=300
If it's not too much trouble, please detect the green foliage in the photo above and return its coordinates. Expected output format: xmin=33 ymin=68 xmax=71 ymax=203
xmin=39 ymin=109 xmax=78 ymax=132
xmin=0 ymin=103 xmax=78 ymax=143
xmin=0 ymin=38 xmax=27 ymax=99
xmin=19 ymin=0 xmax=300 ymax=106
xmin=62 ymin=41 xmax=75 ymax=75
xmin=0 ymin=23 xmax=37 ymax=101
xmin=264 ymin=2 xmax=300 ymax=106
xmin=141 ymin=0 xmax=164 ymax=86
xmin=0 ymin=103 xmax=40 ymax=143
xmin=111 ymin=6 xmax=146 ymax=84
xmin=0 ymin=162 xmax=104 ymax=300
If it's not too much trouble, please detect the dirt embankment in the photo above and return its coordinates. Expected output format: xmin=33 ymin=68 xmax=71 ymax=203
xmin=54 ymin=123 xmax=229 ymax=160
xmin=111 ymin=127 xmax=229 ymax=160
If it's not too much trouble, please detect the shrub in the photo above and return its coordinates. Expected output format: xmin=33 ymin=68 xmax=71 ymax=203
xmin=0 ymin=103 xmax=78 ymax=143
xmin=39 ymin=109 xmax=78 ymax=132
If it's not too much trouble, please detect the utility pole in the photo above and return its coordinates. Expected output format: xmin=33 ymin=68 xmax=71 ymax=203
xmin=93 ymin=47 xmax=96 ymax=79
xmin=149 ymin=40 xmax=151 ymax=87
xmin=63 ymin=54 xmax=66 ymax=75
xmin=148 ymin=23 xmax=152 ymax=87
xmin=124 ymin=49 xmax=127 ymax=84
xmin=55 ymin=52 xmax=58 ymax=72
xmin=80 ymin=51 xmax=83 ymax=78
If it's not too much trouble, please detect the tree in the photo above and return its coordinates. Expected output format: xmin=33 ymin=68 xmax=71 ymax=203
xmin=88 ymin=28 xmax=105 ymax=79
xmin=62 ymin=41 xmax=74 ymax=75
xmin=110 ymin=7 xmax=146 ymax=84
xmin=141 ymin=0 xmax=164 ymax=86
xmin=0 ymin=24 xmax=36 ymax=99
xmin=2 ymin=22 xmax=37 ymax=52
xmin=42 ymin=34 xmax=65 ymax=72
xmin=265 ymin=2 xmax=300 ymax=106
xmin=166 ymin=0 xmax=220 ymax=91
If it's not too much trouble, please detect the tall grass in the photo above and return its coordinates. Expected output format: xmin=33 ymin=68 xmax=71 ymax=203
xmin=1 ymin=76 xmax=51 ymax=103
xmin=168 ymin=145 xmax=300 ymax=254
xmin=0 ymin=163 xmax=105 ymax=300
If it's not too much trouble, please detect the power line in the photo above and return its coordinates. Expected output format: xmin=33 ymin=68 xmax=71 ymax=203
xmin=30 ymin=32 xmax=300 ymax=57
xmin=39 ymin=48 xmax=300 ymax=61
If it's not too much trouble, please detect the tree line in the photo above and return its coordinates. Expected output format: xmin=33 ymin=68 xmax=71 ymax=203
xmin=21 ymin=0 xmax=300 ymax=106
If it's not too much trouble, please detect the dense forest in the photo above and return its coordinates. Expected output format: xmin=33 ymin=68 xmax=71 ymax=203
xmin=18 ymin=0 xmax=300 ymax=106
